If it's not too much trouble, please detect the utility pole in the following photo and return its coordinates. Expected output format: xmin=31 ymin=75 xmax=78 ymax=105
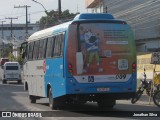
xmin=58 ymin=0 xmax=62 ymax=18
xmin=0 ymin=20 xmax=6 ymax=57
xmin=5 ymin=17 xmax=18 ymax=54
xmin=32 ymin=0 xmax=62 ymax=28
xmin=5 ymin=17 xmax=18 ymax=39
xmin=1 ymin=20 xmax=6 ymax=39
xmin=14 ymin=5 xmax=31 ymax=39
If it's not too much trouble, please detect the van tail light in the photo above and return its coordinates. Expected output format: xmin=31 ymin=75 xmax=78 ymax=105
xmin=132 ymin=63 xmax=136 ymax=73
xmin=68 ymin=64 xmax=73 ymax=75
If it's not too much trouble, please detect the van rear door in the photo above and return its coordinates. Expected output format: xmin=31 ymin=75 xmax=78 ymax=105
xmin=5 ymin=64 xmax=20 ymax=79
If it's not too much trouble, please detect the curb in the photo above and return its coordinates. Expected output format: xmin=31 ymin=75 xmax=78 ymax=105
xmin=138 ymin=94 xmax=155 ymax=104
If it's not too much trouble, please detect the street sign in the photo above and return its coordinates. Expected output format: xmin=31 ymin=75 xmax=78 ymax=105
xmin=151 ymin=52 xmax=160 ymax=64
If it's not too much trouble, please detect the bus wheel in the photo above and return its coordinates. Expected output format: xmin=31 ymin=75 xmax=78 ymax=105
xmin=29 ymin=95 xmax=36 ymax=103
xmin=2 ymin=80 xmax=7 ymax=84
xmin=49 ymin=88 xmax=58 ymax=110
xmin=18 ymin=80 xmax=22 ymax=84
xmin=97 ymin=99 xmax=115 ymax=109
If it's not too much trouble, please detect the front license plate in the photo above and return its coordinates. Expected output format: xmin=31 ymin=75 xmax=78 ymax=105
xmin=97 ymin=88 xmax=110 ymax=92
xmin=10 ymin=75 xmax=14 ymax=78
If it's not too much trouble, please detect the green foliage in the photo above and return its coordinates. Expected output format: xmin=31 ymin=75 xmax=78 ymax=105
xmin=39 ymin=9 xmax=79 ymax=29
xmin=3 ymin=45 xmax=12 ymax=57
xmin=16 ymin=55 xmax=23 ymax=65
xmin=8 ymin=52 xmax=15 ymax=61
xmin=8 ymin=53 xmax=23 ymax=65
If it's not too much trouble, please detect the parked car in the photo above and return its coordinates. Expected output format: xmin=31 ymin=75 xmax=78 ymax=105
xmin=0 ymin=58 xmax=9 ymax=68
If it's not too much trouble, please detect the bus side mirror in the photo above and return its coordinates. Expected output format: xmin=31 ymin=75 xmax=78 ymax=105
xmin=22 ymin=52 xmax=25 ymax=59
xmin=20 ymin=41 xmax=28 ymax=59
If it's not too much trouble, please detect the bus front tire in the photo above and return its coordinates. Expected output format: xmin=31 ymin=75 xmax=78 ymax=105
xmin=29 ymin=95 xmax=36 ymax=103
xmin=49 ymin=88 xmax=58 ymax=110
xmin=2 ymin=80 xmax=7 ymax=84
xmin=18 ymin=80 xmax=22 ymax=84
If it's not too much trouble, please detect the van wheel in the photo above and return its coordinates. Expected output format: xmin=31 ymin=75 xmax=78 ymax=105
xmin=29 ymin=95 xmax=36 ymax=103
xmin=49 ymin=88 xmax=58 ymax=110
xmin=2 ymin=80 xmax=7 ymax=84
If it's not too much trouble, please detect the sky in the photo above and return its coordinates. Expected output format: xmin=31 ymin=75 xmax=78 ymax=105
xmin=0 ymin=0 xmax=88 ymax=24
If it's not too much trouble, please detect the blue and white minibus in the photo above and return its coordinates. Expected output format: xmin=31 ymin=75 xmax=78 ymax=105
xmin=22 ymin=13 xmax=137 ymax=109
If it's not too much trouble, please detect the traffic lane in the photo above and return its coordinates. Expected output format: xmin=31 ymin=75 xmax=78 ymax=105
xmin=0 ymin=81 xmax=159 ymax=111
xmin=0 ymin=81 xmax=55 ymax=111
xmin=0 ymin=82 xmax=29 ymax=111
xmin=0 ymin=82 xmax=47 ymax=111
xmin=0 ymin=82 xmax=160 ymax=118
xmin=0 ymin=82 xmax=56 ymax=120
xmin=34 ymin=101 xmax=160 ymax=119
xmin=35 ymin=98 xmax=160 ymax=111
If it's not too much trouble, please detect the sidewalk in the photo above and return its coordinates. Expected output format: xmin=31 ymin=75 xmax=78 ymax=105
xmin=137 ymin=94 xmax=155 ymax=105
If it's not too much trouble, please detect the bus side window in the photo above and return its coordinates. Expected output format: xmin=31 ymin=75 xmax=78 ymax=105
xmin=33 ymin=41 xmax=40 ymax=60
xmin=46 ymin=37 xmax=54 ymax=58
xmin=38 ymin=39 xmax=44 ymax=59
xmin=60 ymin=34 xmax=64 ymax=56
xmin=28 ymin=42 xmax=34 ymax=60
xmin=53 ymin=36 xmax=59 ymax=57
xmin=53 ymin=34 xmax=63 ymax=57
xmin=43 ymin=38 xmax=47 ymax=58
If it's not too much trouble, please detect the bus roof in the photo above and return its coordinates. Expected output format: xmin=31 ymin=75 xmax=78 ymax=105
xmin=28 ymin=21 xmax=71 ymax=42
xmin=74 ymin=13 xmax=114 ymax=20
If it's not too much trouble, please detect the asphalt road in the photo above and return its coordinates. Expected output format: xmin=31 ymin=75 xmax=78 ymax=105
xmin=0 ymin=81 xmax=160 ymax=118
xmin=0 ymin=68 xmax=160 ymax=120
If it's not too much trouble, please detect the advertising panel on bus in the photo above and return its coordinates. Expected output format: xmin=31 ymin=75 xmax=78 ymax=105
xmin=67 ymin=22 xmax=136 ymax=83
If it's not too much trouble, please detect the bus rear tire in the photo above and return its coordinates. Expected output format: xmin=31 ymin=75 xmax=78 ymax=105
xmin=29 ymin=95 xmax=36 ymax=103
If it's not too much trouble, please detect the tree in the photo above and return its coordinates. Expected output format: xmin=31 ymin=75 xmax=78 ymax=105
xmin=16 ymin=55 xmax=23 ymax=65
xmin=38 ymin=10 xmax=79 ymax=29
xmin=3 ymin=45 xmax=12 ymax=57
xmin=8 ymin=52 xmax=15 ymax=61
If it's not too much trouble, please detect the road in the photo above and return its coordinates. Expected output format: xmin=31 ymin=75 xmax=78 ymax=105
xmin=0 ymin=68 xmax=160 ymax=120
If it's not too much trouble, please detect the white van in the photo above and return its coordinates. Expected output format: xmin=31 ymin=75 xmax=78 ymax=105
xmin=2 ymin=62 xmax=22 ymax=84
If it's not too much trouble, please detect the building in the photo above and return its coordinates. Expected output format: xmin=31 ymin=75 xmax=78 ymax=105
xmin=0 ymin=23 xmax=39 ymax=57
xmin=85 ymin=0 xmax=160 ymax=52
